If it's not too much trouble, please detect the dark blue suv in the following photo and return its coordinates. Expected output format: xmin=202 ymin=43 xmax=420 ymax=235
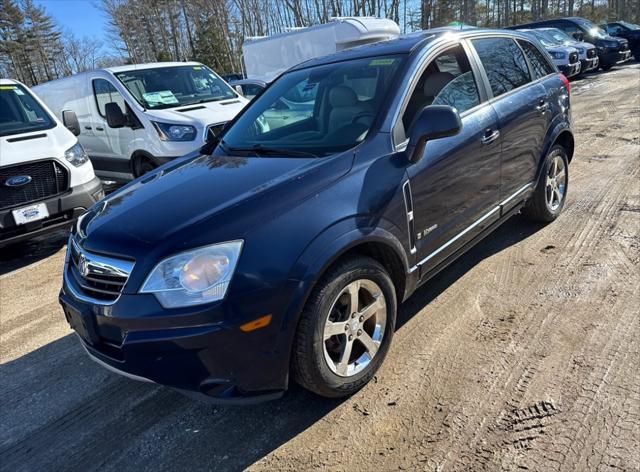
xmin=60 ymin=29 xmax=573 ymax=403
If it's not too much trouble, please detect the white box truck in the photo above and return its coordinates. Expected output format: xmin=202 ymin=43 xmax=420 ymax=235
xmin=242 ymin=17 xmax=401 ymax=82
xmin=33 ymin=62 xmax=248 ymax=182
xmin=1 ymin=79 xmax=102 ymax=247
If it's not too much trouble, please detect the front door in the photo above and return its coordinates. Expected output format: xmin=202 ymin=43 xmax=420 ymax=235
xmin=401 ymin=44 xmax=502 ymax=273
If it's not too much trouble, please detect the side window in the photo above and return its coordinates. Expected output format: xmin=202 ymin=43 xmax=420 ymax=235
xmin=517 ymin=39 xmax=556 ymax=79
xmin=92 ymin=79 xmax=127 ymax=117
xmin=402 ymin=45 xmax=480 ymax=131
xmin=472 ymin=37 xmax=531 ymax=98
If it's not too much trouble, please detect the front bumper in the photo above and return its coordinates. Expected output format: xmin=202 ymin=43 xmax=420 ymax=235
xmin=600 ymin=49 xmax=632 ymax=66
xmin=560 ymin=61 xmax=582 ymax=78
xmin=0 ymin=176 xmax=103 ymax=248
xmin=59 ymin=276 xmax=290 ymax=404
xmin=580 ymin=56 xmax=599 ymax=72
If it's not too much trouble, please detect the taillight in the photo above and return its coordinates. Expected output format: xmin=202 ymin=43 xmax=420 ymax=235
xmin=559 ymin=73 xmax=571 ymax=95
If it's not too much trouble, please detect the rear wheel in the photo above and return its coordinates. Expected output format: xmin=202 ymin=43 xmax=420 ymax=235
xmin=292 ymin=256 xmax=396 ymax=398
xmin=523 ymin=145 xmax=569 ymax=223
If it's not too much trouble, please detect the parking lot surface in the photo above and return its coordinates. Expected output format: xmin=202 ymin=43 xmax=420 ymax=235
xmin=1 ymin=64 xmax=639 ymax=471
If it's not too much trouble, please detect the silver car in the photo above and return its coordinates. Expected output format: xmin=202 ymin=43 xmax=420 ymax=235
xmin=518 ymin=29 xmax=582 ymax=78
xmin=536 ymin=27 xmax=599 ymax=72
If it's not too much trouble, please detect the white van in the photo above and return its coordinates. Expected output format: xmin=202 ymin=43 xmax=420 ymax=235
xmin=0 ymin=79 xmax=102 ymax=247
xmin=33 ymin=62 xmax=248 ymax=182
xmin=242 ymin=17 xmax=401 ymax=82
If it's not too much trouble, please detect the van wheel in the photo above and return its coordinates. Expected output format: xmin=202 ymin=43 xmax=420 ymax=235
xmin=133 ymin=155 xmax=157 ymax=178
xmin=292 ymin=256 xmax=396 ymax=398
xmin=523 ymin=145 xmax=569 ymax=223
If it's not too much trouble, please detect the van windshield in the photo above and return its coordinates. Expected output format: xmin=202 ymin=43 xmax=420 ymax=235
xmin=114 ymin=65 xmax=238 ymax=110
xmin=0 ymin=84 xmax=55 ymax=137
xmin=218 ymin=55 xmax=406 ymax=158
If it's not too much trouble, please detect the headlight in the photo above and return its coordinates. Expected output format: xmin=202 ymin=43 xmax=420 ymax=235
xmin=64 ymin=142 xmax=89 ymax=167
xmin=152 ymin=121 xmax=197 ymax=141
xmin=550 ymin=51 xmax=566 ymax=59
xmin=140 ymin=241 xmax=243 ymax=308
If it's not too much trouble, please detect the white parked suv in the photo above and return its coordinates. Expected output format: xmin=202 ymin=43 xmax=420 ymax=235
xmin=33 ymin=62 xmax=249 ymax=182
xmin=0 ymin=79 xmax=102 ymax=247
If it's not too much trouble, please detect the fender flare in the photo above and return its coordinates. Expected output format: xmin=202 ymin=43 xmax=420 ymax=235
xmin=536 ymin=120 xmax=574 ymax=182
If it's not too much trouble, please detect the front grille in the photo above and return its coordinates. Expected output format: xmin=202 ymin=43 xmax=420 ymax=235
xmin=67 ymin=238 xmax=133 ymax=303
xmin=587 ymin=48 xmax=597 ymax=58
xmin=569 ymin=52 xmax=579 ymax=64
xmin=206 ymin=123 xmax=226 ymax=143
xmin=0 ymin=160 xmax=68 ymax=210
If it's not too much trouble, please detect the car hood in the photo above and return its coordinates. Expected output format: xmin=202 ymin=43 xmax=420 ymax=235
xmin=145 ymin=97 xmax=248 ymax=126
xmin=0 ymin=125 xmax=76 ymax=167
xmin=79 ymin=152 xmax=351 ymax=257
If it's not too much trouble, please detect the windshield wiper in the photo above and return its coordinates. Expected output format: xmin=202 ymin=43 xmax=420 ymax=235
xmin=221 ymin=143 xmax=318 ymax=158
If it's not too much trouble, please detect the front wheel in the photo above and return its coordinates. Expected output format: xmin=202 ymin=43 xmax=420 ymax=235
xmin=523 ymin=145 xmax=569 ymax=223
xmin=292 ymin=256 xmax=397 ymax=398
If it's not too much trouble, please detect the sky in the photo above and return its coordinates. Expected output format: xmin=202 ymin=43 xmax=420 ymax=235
xmin=35 ymin=0 xmax=110 ymax=46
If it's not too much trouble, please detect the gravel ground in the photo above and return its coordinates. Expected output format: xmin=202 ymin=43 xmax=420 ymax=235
xmin=1 ymin=63 xmax=639 ymax=472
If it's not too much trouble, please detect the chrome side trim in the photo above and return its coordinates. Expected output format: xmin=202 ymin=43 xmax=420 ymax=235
xmin=408 ymin=183 xmax=534 ymax=273
xmin=402 ymin=180 xmax=417 ymax=254
xmin=80 ymin=339 xmax=155 ymax=384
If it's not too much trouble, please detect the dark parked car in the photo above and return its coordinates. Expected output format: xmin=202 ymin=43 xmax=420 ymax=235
xmin=601 ymin=21 xmax=640 ymax=60
xmin=60 ymin=28 xmax=573 ymax=403
xmin=509 ymin=17 xmax=632 ymax=70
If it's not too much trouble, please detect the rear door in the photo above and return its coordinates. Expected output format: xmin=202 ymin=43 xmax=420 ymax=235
xmin=470 ymin=36 xmax=549 ymax=204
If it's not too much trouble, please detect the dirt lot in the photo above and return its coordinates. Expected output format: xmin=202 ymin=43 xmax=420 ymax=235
xmin=1 ymin=63 xmax=639 ymax=472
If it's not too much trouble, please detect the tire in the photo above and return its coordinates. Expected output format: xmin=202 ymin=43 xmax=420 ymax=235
xmin=600 ymin=63 xmax=614 ymax=71
xmin=133 ymin=155 xmax=157 ymax=178
xmin=523 ymin=144 xmax=569 ymax=223
xmin=292 ymin=256 xmax=397 ymax=398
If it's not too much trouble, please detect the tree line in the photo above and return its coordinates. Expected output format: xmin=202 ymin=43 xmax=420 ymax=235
xmin=1 ymin=0 xmax=638 ymax=86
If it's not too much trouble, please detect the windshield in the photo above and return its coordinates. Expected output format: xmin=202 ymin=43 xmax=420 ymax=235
xmin=218 ymin=55 xmax=406 ymax=157
xmin=530 ymin=30 xmax=557 ymax=47
xmin=546 ymin=29 xmax=575 ymax=43
xmin=577 ymin=19 xmax=608 ymax=38
xmin=0 ymin=83 xmax=55 ymax=137
xmin=115 ymin=65 xmax=238 ymax=110
xmin=619 ymin=21 xmax=639 ymax=30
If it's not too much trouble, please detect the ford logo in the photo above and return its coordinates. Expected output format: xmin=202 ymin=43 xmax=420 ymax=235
xmin=4 ymin=175 xmax=32 ymax=187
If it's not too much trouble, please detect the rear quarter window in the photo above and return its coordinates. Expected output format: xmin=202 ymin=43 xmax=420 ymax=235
xmin=517 ymin=39 xmax=556 ymax=79
xmin=472 ymin=37 xmax=532 ymax=97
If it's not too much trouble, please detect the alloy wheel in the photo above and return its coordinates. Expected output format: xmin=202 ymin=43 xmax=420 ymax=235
xmin=546 ymin=154 xmax=566 ymax=212
xmin=322 ymin=279 xmax=387 ymax=377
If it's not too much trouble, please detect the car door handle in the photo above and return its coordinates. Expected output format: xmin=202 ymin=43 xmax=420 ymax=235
xmin=95 ymin=126 xmax=104 ymax=131
xmin=536 ymin=101 xmax=549 ymax=113
xmin=481 ymin=129 xmax=500 ymax=145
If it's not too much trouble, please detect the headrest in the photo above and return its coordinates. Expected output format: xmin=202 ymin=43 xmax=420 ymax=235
xmin=423 ymin=72 xmax=455 ymax=97
xmin=329 ymin=85 xmax=358 ymax=107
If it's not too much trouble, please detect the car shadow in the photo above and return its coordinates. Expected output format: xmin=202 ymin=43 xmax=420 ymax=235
xmin=0 ymin=215 xmax=545 ymax=471
xmin=0 ymin=228 xmax=69 ymax=276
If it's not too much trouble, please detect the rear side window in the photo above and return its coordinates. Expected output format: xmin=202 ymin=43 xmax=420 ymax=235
xmin=92 ymin=79 xmax=127 ymax=117
xmin=472 ymin=37 xmax=531 ymax=98
xmin=517 ymin=39 xmax=556 ymax=79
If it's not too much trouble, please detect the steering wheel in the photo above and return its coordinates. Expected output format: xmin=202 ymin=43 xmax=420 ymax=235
xmin=350 ymin=111 xmax=375 ymax=125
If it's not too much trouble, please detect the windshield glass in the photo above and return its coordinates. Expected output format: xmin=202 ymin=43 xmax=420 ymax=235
xmin=115 ymin=65 xmax=237 ymax=110
xmin=577 ymin=19 xmax=608 ymax=38
xmin=546 ymin=29 xmax=575 ymax=43
xmin=619 ymin=21 xmax=639 ymax=30
xmin=530 ymin=30 xmax=557 ymax=47
xmin=0 ymin=83 xmax=55 ymax=137
xmin=218 ymin=55 xmax=406 ymax=157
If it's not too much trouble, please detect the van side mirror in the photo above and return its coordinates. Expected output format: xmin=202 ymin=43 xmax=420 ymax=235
xmin=406 ymin=105 xmax=462 ymax=164
xmin=62 ymin=110 xmax=81 ymax=136
xmin=105 ymin=102 xmax=126 ymax=128
xmin=234 ymin=85 xmax=244 ymax=96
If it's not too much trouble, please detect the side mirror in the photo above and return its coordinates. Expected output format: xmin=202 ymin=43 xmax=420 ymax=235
xmin=234 ymin=85 xmax=244 ymax=96
xmin=406 ymin=105 xmax=462 ymax=163
xmin=105 ymin=102 xmax=126 ymax=128
xmin=572 ymin=32 xmax=584 ymax=41
xmin=62 ymin=110 xmax=81 ymax=136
